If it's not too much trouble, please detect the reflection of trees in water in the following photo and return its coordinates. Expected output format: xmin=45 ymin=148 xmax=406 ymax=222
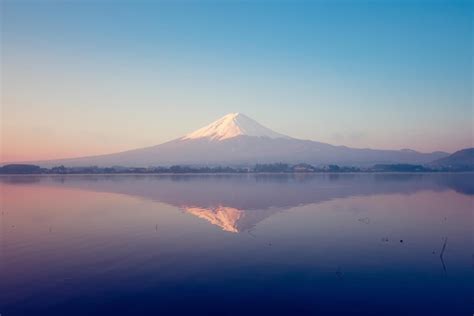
xmin=0 ymin=175 xmax=42 ymax=184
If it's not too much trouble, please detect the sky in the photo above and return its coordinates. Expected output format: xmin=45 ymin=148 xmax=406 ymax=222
xmin=1 ymin=0 xmax=472 ymax=162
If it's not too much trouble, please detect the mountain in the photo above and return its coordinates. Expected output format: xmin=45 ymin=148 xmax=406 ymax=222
xmin=16 ymin=113 xmax=449 ymax=167
xmin=430 ymin=148 xmax=474 ymax=170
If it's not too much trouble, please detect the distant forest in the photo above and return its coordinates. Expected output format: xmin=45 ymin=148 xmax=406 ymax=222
xmin=0 ymin=162 xmax=472 ymax=174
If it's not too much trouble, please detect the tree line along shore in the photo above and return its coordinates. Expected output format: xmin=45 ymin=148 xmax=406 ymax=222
xmin=1 ymin=162 xmax=472 ymax=174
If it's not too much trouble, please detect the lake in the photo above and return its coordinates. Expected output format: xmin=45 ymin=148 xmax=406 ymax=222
xmin=1 ymin=173 xmax=472 ymax=315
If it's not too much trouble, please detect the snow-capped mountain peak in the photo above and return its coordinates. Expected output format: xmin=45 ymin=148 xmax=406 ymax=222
xmin=182 ymin=112 xmax=289 ymax=141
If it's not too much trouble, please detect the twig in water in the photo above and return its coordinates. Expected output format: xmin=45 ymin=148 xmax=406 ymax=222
xmin=358 ymin=217 xmax=370 ymax=224
xmin=439 ymin=237 xmax=448 ymax=274
xmin=247 ymin=228 xmax=256 ymax=238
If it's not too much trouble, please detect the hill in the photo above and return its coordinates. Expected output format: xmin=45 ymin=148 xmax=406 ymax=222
xmin=431 ymin=148 xmax=474 ymax=170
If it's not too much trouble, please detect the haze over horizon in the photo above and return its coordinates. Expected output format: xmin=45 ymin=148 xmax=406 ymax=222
xmin=1 ymin=0 xmax=472 ymax=162
xmin=3 ymin=112 xmax=454 ymax=168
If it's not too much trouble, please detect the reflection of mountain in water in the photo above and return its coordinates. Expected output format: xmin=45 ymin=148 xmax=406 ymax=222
xmin=184 ymin=205 xmax=281 ymax=232
xmin=186 ymin=206 xmax=242 ymax=233
xmin=1 ymin=173 xmax=472 ymax=233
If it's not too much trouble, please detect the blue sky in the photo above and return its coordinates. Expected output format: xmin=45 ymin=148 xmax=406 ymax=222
xmin=1 ymin=0 xmax=472 ymax=160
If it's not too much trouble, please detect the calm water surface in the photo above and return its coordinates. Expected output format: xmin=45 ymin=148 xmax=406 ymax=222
xmin=1 ymin=174 xmax=472 ymax=315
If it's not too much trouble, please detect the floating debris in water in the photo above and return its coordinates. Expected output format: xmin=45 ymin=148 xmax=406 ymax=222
xmin=381 ymin=237 xmax=389 ymax=242
xmin=400 ymin=239 xmax=403 ymax=243
xmin=358 ymin=217 xmax=370 ymax=224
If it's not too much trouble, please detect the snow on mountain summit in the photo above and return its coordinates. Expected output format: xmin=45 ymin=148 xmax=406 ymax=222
xmin=182 ymin=113 xmax=289 ymax=141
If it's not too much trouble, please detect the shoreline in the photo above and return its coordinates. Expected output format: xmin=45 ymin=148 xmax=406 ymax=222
xmin=1 ymin=171 xmax=472 ymax=176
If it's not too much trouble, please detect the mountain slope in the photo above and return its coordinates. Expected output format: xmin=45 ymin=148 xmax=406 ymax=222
xmin=430 ymin=148 xmax=474 ymax=170
xmin=15 ymin=113 xmax=449 ymax=167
